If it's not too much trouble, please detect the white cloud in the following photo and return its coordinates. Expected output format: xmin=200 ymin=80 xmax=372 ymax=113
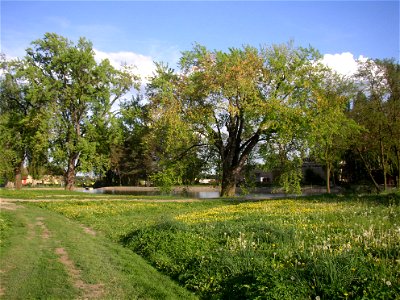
xmin=94 ymin=49 xmax=156 ymax=82
xmin=321 ymin=52 xmax=368 ymax=77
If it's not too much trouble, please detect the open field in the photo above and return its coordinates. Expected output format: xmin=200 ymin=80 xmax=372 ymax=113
xmin=0 ymin=196 xmax=197 ymax=299
xmin=1 ymin=189 xmax=400 ymax=299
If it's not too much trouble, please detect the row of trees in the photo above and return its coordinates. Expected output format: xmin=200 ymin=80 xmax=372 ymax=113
xmin=1 ymin=33 xmax=399 ymax=196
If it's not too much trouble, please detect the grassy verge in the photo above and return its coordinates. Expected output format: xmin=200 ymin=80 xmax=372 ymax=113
xmin=0 ymin=202 xmax=197 ymax=299
xmin=0 ymin=187 xmax=190 ymax=201
xmin=29 ymin=192 xmax=400 ymax=299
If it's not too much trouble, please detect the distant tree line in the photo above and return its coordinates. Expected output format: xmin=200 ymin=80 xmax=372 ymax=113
xmin=1 ymin=33 xmax=399 ymax=195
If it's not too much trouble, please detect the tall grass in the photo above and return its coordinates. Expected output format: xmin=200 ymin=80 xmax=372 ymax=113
xmin=33 ymin=193 xmax=400 ymax=299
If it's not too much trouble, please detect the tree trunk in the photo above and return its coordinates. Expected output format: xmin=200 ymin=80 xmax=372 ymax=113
xmin=214 ymin=116 xmax=260 ymax=197
xmin=14 ymin=162 xmax=23 ymax=190
xmin=220 ymin=168 xmax=237 ymax=197
xmin=380 ymin=139 xmax=387 ymax=191
xmin=326 ymin=163 xmax=331 ymax=194
xmin=357 ymin=148 xmax=381 ymax=193
xmin=396 ymin=147 xmax=400 ymax=189
xmin=65 ymin=155 xmax=78 ymax=191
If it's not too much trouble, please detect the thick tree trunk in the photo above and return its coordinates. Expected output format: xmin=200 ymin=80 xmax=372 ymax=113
xmin=14 ymin=162 xmax=23 ymax=190
xmin=65 ymin=155 xmax=78 ymax=191
xmin=214 ymin=112 xmax=260 ymax=198
xmin=65 ymin=168 xmax=75 ymax=191
xmin=220 ymin=168 xmax=237 ymax=197
xmin=219 ymin=135 xmax=260 ymax=197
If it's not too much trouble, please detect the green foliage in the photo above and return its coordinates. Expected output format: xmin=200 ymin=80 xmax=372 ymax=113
xmin=279 ymin=166 xmax=303 ymax=194
xmin=307 ymin=69 xmax=360 ymax=192
xmin=148 ymin=42 xmax=339 ymax=196
xmin=107 ymin=96 xmax=153 ymax=185
xmin=349 ymin=58 xmax=400 ymax=190
xmin=2 ymin=35 xmax=397 ymax=194
xmin=8 ymin=33 xmax=139 ymax=190
xmin=149 ymin=168 xmax=180 ymax=194
xmin=145 ymin=62 xmax=206 ymax=187
xmin=0 ymin=55 xmax=51 ymax=186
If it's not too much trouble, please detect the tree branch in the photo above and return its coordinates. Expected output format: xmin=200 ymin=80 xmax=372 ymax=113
xmin=212 ymin=111 xmax=224 ymax=156
xmin=234 ymin=131 xmax=260 ymax=174
xmin=169 ymin=143 xmax=208 ymax=164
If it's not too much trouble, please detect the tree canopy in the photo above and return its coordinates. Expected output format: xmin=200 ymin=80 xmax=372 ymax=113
xmin=1 ymin=33 xmax=138 ymax=190
xmin=0 ymin=55 xmax=51 ymax=188
xmin=146 ymin=43 xmax=357 ymax=196
xmin=350 ymin=58 xmax=400 ymax=191
xmin=1 ymin=34 xmax=398 ymax=194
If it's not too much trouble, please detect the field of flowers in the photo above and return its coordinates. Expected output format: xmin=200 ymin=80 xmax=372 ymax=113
xmin=34 ymin=193 xmax=400 ymax=299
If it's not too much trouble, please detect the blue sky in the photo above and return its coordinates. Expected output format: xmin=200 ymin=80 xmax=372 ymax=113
xmin=1 ymin=1 xmax=399 ymax=77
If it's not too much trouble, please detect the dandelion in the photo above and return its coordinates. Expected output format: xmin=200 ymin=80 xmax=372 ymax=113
xmin=385 ymin=280 xmax=392 ymax=287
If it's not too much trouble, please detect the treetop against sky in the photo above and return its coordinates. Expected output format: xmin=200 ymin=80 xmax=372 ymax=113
xmin=1 ymin=1 xmax=398 ymax=79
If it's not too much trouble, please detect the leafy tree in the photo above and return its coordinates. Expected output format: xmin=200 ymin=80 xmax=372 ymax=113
xmin=378 ymin=59 xmax=400 ymax=189
xmin=308 ymin=70 xmax=359 ymax=193
xmin=107 ymin=95 xmax=153 ymax=186
xmin=351 ymin=58 xmax=400 ymax=191
xmin=146 ymin=63 xmax=206 ymax=191
xmin=260 ymin=134 xmax=307 ymax=194
xmin=0 ymin=55 xmax=50 ymax=188
xmin=25 ymin=33 xmax=137 ymax=190
xmin=147 ymin=43 xmax=336 ymax=196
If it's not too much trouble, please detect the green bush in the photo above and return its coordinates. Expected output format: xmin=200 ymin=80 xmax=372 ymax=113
xmin=149 ymin=168 xmax=179 ymax=194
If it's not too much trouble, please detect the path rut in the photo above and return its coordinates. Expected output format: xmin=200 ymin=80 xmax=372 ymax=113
xmin=55 ymin=247 xmax=104 ymax=299
xmin=0 ymin=204 xmax=105 ymax=299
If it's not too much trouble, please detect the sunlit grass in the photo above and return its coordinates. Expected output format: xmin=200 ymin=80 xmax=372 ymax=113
xmin=28 ymin=193 xmax=400 ymax=299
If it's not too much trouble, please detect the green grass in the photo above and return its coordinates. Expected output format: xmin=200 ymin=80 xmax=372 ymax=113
xmin=0 ymin=188 xmax=85 ymax=198
xmin=31 ymin=193 xmax=400 ymax=300
xmin=2 ymin=190 xmax=400 ymax=299
xmin=0 ymin=203 xmax=197 ymax=299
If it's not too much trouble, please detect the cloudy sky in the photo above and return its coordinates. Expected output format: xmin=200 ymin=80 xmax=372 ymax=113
xmin=1 ymin=1 xmax=399 ymax=79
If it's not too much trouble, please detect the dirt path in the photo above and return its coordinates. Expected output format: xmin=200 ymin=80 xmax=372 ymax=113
xmin=55 ymin=247 xmax=105 ymax=299
xmin=0 ymin=201 xmax=197 ymax=299
xmin=0 ymin=200 xmax=24 ymax=210
xmin=1 ymin=196 xmax=206 ymax=203
xmin=32 ymin=215 xmax=104 ymax=298
xmin=0 ymin=203 xmax=105 ymax=299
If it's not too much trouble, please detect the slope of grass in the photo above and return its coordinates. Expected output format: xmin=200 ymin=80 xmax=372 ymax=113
xmin=31 ymin=193 xmax=400 ymax=299
xmin=0 ymin=202 xmax=197 ymax=299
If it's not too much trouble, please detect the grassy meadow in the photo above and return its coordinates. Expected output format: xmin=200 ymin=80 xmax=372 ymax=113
xmin=1 ymin=189 xmax=400 ymax=299
xmin=0 ymin=193 xmax=197 ymax=299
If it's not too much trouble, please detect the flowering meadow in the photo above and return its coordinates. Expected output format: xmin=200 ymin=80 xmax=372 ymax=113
xmin=34 ymin=194 xmax=400 ymax=299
